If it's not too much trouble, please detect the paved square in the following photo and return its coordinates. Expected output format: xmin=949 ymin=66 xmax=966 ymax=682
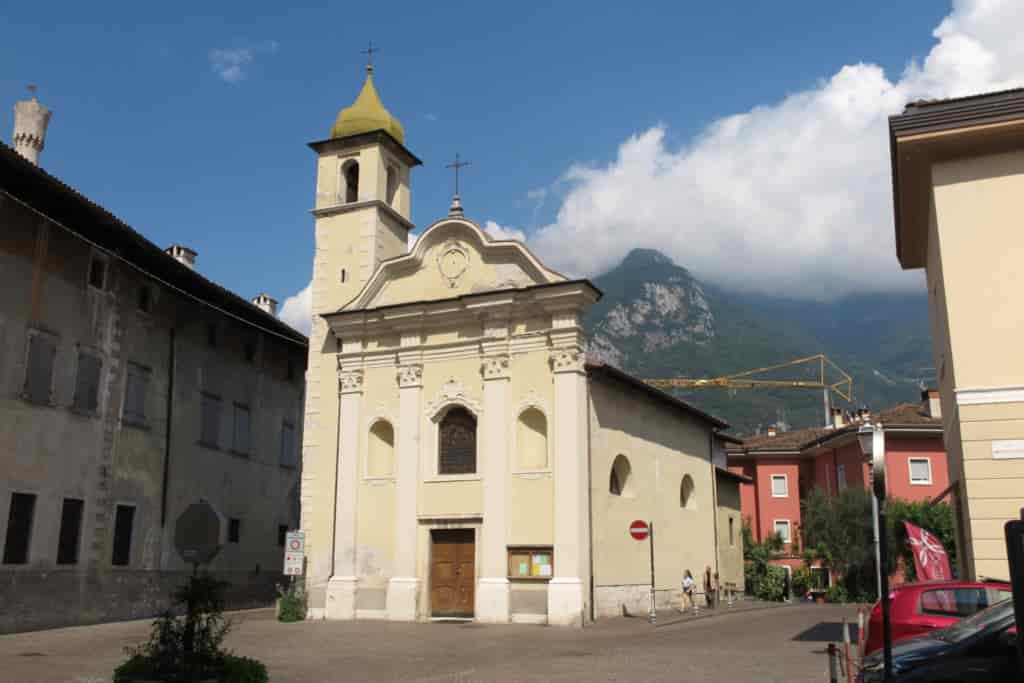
xmin=0 ymin=603 xmax=858 ymax=682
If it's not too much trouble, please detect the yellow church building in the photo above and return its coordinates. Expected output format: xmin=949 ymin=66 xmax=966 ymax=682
xmin=299 ymin=63 xmax=743 ymax=625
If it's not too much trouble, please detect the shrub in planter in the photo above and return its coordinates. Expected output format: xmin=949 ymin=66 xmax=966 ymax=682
xmin=756 ymin=565 xmax=787 ymax=602
xmin=115 ymin=573 xmax=267 ymax=683
xmin=825 ymin=583 xmax=850 ymax=604
xmin=276 ymin=582 xmax=306 ymax=623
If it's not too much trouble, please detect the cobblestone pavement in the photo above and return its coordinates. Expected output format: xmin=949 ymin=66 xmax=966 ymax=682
xmin=0 ymin=603 xmax=858 ymax=682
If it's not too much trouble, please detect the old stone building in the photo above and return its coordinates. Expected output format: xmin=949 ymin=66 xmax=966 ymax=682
xmin=0 ymin=94 xmax=307 ymax=633
xmin=300 ymin=65 xmax=742 ymax=625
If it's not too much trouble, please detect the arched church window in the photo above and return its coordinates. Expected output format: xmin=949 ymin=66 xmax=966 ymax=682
xmin=438 ymin=406 xmax=477 ymax=475
xmin=386 ymin=165 xmax=399 ymax=207
xmin=368 ymin=420 xmax=394 ymax=477
xmin=610 ymin=454 xmax=631 ymax=496
xmin=343 ymin=160 xmax=359 ymax=203
xmin=680 ymin=474 xmax=695 ymax=509
xmin=516 ymin=408 xmax=547 ymax=470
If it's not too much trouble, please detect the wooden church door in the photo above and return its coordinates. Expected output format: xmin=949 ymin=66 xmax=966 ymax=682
xmin=430 ymin=529 xmax=475 ymax=617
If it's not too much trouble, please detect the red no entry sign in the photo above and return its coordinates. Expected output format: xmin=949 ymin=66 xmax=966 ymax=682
xmin=630 ymin=519 xmax=650 ymax=540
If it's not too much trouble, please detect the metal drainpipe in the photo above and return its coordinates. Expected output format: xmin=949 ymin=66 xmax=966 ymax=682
xmin=586 ymin=375 xmax=596 ymax=624
xmin=160 ymin=326 xmax=176 ymax=527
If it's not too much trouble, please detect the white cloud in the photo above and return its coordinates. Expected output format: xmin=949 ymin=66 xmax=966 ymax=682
xmin=209 ymin=40 xmax=278 ymax=83
xmin=279 ymin=280 xmax=312 ymax=335
xmin=483 ymin=220 xmax=526 ymax=243
xmin=528 ymin=0 xmax=1024 ymax=298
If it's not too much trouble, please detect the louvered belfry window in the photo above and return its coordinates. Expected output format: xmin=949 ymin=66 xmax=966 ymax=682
xmin=438 ymin=407 xmax=477 ymax=475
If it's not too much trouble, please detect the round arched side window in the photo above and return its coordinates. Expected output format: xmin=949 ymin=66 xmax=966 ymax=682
xmin=610 ymin=454 xmax=632 ymax=496
xmin=680 ymin=474 xmax=696 ymax=509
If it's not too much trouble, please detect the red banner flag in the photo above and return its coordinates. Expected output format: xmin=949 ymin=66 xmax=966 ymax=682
xmin=904 ymin=521 xmax=952 ymax=581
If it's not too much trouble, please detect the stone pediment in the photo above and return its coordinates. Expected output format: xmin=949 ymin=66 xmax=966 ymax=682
xmin=343 ymin=216 xmax=566 ymax=311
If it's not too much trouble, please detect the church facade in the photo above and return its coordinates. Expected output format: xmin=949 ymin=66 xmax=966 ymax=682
xmin=300 ymin=65 xmax=737 ymax=625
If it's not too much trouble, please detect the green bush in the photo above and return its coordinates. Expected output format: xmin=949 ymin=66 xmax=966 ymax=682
xmin=792 ymin=566 xmax=811 ymax=598
xmin=756 ymin=565 xmax=787 ymax=602
xmin=277 ymin=583 xmax=306 ymax=623
xmin=825 ymin=584 xmax=849 ymax=604
xmin=115 ymin=573 xmax=267 ymax=683
xmin=221 ymin=655 xmax=268 ymax=683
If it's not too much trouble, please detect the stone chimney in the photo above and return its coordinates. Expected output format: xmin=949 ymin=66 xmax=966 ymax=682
xmin=831 ymin=407 xmax=845 ymax=429
xmin=13 ymin=86 xmax=52 ymax=166
xmin=857 ymin=407 xmax=871 ymax=423
xmin=252 ymin=293 xmax=278 ymax=316
xmin=767 ymin=425 xmax=777 ymax=438
xmin=922 ymin=389 xmax=941 ymax=419
xmin=165 ymin=244 xmax=197 ymax=270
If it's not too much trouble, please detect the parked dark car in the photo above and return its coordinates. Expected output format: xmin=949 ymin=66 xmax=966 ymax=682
xmin=858 ymin=598 xmax=1019 ymax=682
xmin=864 ymin=580 xmax=1013 ymax=655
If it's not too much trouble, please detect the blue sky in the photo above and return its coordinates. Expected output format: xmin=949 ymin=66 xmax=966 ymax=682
xmin=5 ymin=1 xmax=1015 ymax=331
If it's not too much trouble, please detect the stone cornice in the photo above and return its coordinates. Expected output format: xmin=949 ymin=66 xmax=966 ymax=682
xmin=310 ymin=198 xmax=415 ymax=232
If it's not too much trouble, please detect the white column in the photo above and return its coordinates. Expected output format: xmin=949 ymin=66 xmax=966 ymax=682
xmin=548 ymin=347 xmax=588 ymax=626
xmin=387 ymin=363 xmax=423 ymax=620
xmin=326 ymin=367 xmax=362 ymax=620
xmin=477 ymin=354 xmax=511 ymax=623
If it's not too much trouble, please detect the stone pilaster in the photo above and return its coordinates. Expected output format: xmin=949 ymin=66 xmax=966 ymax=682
xmin=326 ymin=365 xmax=362 ymax=620
xmin=477 ymin=354 xmax=512 ymax=623
xmin=387 ymin=363 xmax=423 ymax=620
xmin=547 ymin=347 xmax=588 ymax=626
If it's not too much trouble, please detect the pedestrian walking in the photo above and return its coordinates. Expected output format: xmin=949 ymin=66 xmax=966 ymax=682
xmin=681 ymin=569 xmax=695 ymax=612
xmin=704 ymin=566 xmax=714 ymax=609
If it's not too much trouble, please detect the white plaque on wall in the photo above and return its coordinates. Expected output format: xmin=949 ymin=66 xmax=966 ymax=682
xmin=991 ymin=440 xmax=1024 ymax=459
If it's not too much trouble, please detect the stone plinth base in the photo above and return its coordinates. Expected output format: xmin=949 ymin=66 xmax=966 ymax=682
xmin=475 ymin=578 xmax=511 ymax=623
xmin=325 ymin=576 xmax=358 ymax=620
xmin=386 ymin=577 xmax=421 ymax=621
xmin=547 ymin=577 xmax=585 ymax=626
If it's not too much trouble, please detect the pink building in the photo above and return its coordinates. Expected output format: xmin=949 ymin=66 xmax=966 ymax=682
xmin=727 ymin=392 xmax=947 ymax=587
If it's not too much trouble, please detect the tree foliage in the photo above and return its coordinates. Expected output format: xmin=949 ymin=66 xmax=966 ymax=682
xmin=888 ymin=498 xmax=957 ymax=581
xmin=742 ymin=518 xmax=786 ymax=600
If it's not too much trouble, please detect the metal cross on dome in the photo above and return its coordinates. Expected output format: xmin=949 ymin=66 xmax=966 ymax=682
xmin=361 ymin=41 xmax=379 ymax=69
xmin=446 ymin=153 xmax=471 ymax=196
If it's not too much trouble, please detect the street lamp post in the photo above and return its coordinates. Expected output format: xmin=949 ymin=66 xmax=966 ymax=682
xmin=859 ymin=422 xmax=892 ymax=680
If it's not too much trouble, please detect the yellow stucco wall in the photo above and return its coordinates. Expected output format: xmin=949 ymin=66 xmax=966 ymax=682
xmin=715 ymin=474 xmax=744 ymax=593
xmin=588 ymin=375 xmax=718 ymax=614
xmin=927 ymin=149 xmax=1024 ymax=580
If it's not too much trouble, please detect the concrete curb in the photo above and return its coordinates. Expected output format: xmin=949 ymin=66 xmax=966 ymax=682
xmin=652 ymin=600 xmax=801 ymax=628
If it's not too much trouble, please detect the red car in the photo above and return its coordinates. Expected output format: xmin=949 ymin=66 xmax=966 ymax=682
xmin=864 ymin=580 xmax=1013 ymax=655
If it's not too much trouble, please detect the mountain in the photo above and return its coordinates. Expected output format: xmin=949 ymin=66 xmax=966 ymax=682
xmin=584 ymin=249 xmax=933 ymax=435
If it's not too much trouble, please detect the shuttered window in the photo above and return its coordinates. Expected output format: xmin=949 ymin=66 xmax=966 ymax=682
xmin=3 ymin=493 xmax=36 ymax=564
xmin=123 ymin=363 xmax=149 ymax=425
xmin=232 ymin=403 xmax=251 ymax=455
xmin=73 ymin=353 xmax=102 ymax=413
xmin=438 ymin=407 xmax=477 ymax=475
xmin=280 ymin=421 xmax=296 ymax=467
xmin=111 ymin=505 xmax=135 ymax=566
xmin=24 ymin=333 xmax=56 ymax=404
xmin=200 ymin=393 xmax=222 ymax=447
xmin=56 ymin=498 xmax=84 ymax=565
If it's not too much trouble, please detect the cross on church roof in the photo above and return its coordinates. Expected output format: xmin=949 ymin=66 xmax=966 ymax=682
xmin=361 ymin=41 xmax=379 ymax=70
xmin=446 ymin=153 xmax=470 ymax=196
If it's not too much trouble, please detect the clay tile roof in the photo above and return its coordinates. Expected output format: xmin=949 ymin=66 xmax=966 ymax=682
xmin=874 ymin=403 xmax=941 ymax=426
xmin=734 ymin=425 xmax=833 ymax=452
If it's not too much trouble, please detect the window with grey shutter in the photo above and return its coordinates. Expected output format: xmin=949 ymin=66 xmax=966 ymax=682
xmin=232 ymin=403 xmax=250 ymax=455
xmin=24 ymin=333 xmax=56 ymax=404
xmin=73 ymin=353 xmax=102 ymax=413
xmin=201 ymin=393 xmax=222 ymax=447
xmin=280 ymin=421 xmax=296 ymax=467
xmin=123 ymin=363 xmax=149 ymax=425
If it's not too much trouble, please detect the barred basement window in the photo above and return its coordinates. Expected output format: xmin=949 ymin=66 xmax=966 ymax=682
xmin=111 ymin=504 xmax=135 ymax=566
xmin=56 ymin=498 xmax=84 ymax=565
xmin=3 ymin=493 xmax=36 ymax=564
xmin=438 ymin=407 xmax=477 ymax=475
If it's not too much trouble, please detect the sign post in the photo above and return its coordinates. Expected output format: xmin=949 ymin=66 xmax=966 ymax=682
xmin=283 ymin=530 xmax=305 ymax=579
xmin=629 ymin=519 xmax=655 ymax=624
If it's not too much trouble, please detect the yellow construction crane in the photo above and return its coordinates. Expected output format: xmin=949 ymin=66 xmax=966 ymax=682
xmin=644 ymin=354 xmax=853 ymax=425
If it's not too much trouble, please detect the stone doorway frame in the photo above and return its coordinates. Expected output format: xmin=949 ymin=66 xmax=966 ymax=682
xmin=417 ymin=515 xmax=482 ymax=620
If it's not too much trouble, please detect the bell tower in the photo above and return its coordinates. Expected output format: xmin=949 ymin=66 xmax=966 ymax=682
xmin=309 ymin=62 xmax=421 ymax=313
xmin=302 ymin=60 xmax=421 ymax=616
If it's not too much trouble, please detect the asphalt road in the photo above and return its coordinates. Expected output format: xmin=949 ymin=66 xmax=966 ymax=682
xmin=0 ymin=603 xmax=859 ymax=682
